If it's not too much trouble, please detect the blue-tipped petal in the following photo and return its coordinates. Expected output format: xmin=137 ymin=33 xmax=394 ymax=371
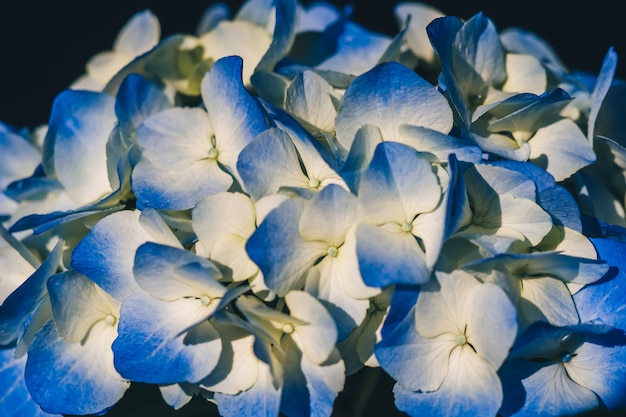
xmin=254 ymin=0 xmax=297 ymax=73
xmin=214 ymin=361 xmax=281 ymax=417
xmin=356 ymin=223 xmax=430 ymax=287
xmin=279 ymin=337 xmax=345 ymax=417
xmin=43 ymin=89 xmax=117 ymax=205
xmin=335 ymin=61 xmax=453 ymax=152
xmin=0 ymin=347 xmax=62 ymax=417
xmin=71 ymin=209 xmax=176 ymax=300
xmin=393 ymin=346 xmax=503 ymax=417
xmin=237 ymin=127 xmax=309 ymax=201
xmin=112 ymin=292 xmax=222 ymax=384
xmin=0 ymin=241 xmax=62 ymax=345
xmin=114 ymin=73 xmax=170 ymax=133
xmin=133 ymin=242 xmax=225 ymax=302
xmin=246 ymin=197 xmax=323 ymax=296
xmin=588 ymin=47 xmax=618 ymax=142
xmin=376 ymin=306 xmax=449 ymax=393
xmin=201 ymin=55 xmax=268 ymax=171
xmin=25 ymin=320 xmax=129 ymax=416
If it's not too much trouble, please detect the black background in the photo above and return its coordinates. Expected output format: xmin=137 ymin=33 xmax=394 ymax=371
xmin=0 ymin=0 xmax=622 ymax=129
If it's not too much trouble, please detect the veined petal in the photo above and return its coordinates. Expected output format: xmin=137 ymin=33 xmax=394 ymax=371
xmin=201 ymin=55 xmax=267 ymax=169
xmin=298 ymin=184 xmax=357 ymax=245
xmin=398 ymin=125 xmax=483 ymax=164
xmin=529 ymin=119 xmax=596 ymax=182
xmin=464 ymin=282 xmax=518 ymax=369
xmin=114 ymin=72 xmax=171 ymax=133
xmin=132 ymin=157 xmax=233 ymax=210
xmin=112 ymin=293 xmax=222 ymax=384
xmin=304 ymin=257 xmax=370 ymax=339
xmin=415 ymin=270 xmax=480 ymax=338
xmin=335 ymin=61 xmax=452 ymax=151
xmin=71 ymin=208 xmax=179 ymax=300
xmin=45 ymin=90 xmax=116 ymax=205
xmin=0 ymin=346 xmax=62 ymax=417
xmin=376 ymin=307 xmax=452 ymax=392
xmin=47 ymin=271 xmax=120 ymax=343
xmin=514 ymin=363 xmax=598 ymax=416
xmin=0 ymin=124 xmax=40 ymax=189
xmin=0 ymin=241 xmax=62 ymax=345
xmin=502 ymin=54 xmax=547 ymax=95
xmin=199 ymin=317 xmax=259 ymax=395
xmin=565 ymin=342 xmax=626 ymax=410
xmin=192 ymin=192 xmax=258 ymax=281
xmin=588 ymin=47 xmax=618 ymax=142
xmin=298 ymin=348 xmax=345 ymax=417
xmin=332 ymin=228 xmax=380 ymax=300
xmin=521 ymin=277 xmax=579 ymax=327
xmin=358 ymin=142 xmax=442 ymax=225
xmin=200 ymin=20 xmax=272 ymax=86
xmin=394 ymin=343 xmax=503 ymax=417
xmin=246 ymin=197 xmax=325 ymax=296
xmin=214 ymin=359 xmax=281 ymax=417
xmin=498 ymin=194 xmax=553 ymax=246
xmin=237 ymin=127 xmax=310 ymax=201
xmin=25 ymin=320 xmax=129 ymax=416
xmin=133 ymin=242 xmax=225 ymax=302
xmin=394 ymin=3 xmax=443 ymax=63
xmin=285 ymin=70 xmax=337 ymax=132
xmin=356 ymin=222 xmax=430 ymax=287
xmin=135 ymin=107 xmax=214 ymax=169
xmin=193 ymin=192 xmax=256 ymax=253
xmin=254 ymin=0 xmax=297 ymax=73
xmin=286 ymin=290 xmax=338 ymax=365
xmin=280 ymin=336 xmax=344 ymax=417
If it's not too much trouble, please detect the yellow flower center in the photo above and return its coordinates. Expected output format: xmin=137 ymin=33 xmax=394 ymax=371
xmin=207 ymin=147 xmax=218 ymax=159
xmin=308 ymin=178 xmax=320 ymax=188
xmin=105 ymin=314 xmax=117 ymax=326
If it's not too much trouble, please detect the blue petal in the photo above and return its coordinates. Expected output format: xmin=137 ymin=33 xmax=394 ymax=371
xmin=201 ymin=55 xmax=268 ymax=166
xmin=42 ymin=89 xmax=117 ymax=204
xmin=426 ymin=16 xmax=468 ymax=126
xmin=24 ymin=320 xmax=129 ymax=415
xmin=577 ymin=235 xmax=626 ymax=329
xmin=0 ymin=241 xmax=62 ymax=345
xmin=237 ymin=127 xmax=308 ymax=201
xmin=588 ymin=47 xmax=618 ymax=141
xmin=356 ymin=223 xmax=430 ymax=287
xmin=335 ymin=61 xmax=452 ymax=152
xmin=214 ymin=361 xmax=281 ymax=417
xmin=279 ymin=337 xmax=345 ymax=417
xmin=0 ymin=124 xmax=40 ymax=189
xmin=393 ymin=346 xmax=504 ymax=417
xmin=0 ymin=347 xmax=61 ymax=417
xmin=380 ymin=284 xmax=420 ymax=339
xmin=112 ymin=292 xmax=222 ymax=384
xmin=254 ymin=0 xmax=297 ymax=73
xmin=71 ymin=210 xmax=147 ymax=300
xmin=246 ymin=197 xmax=322 ymax=296
xmin=376 ymin=305 xmax=448 ymax=391
xmin=9 ymin=205 xmax=123 ymax=235
xmin=115 ymin=73 xmax=171 ymax=132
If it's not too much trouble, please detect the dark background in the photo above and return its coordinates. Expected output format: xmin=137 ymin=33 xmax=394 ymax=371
xmin=0 ymin=0 xmax=622 ymax=130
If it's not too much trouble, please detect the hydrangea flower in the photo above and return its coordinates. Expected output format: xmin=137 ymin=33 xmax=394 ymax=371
xmin=1 ymin=1 xmax=625 ymax=416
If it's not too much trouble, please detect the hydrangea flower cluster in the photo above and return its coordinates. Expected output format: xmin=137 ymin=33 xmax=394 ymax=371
xmin=2 ymin=1 xmax=626 ymax=416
